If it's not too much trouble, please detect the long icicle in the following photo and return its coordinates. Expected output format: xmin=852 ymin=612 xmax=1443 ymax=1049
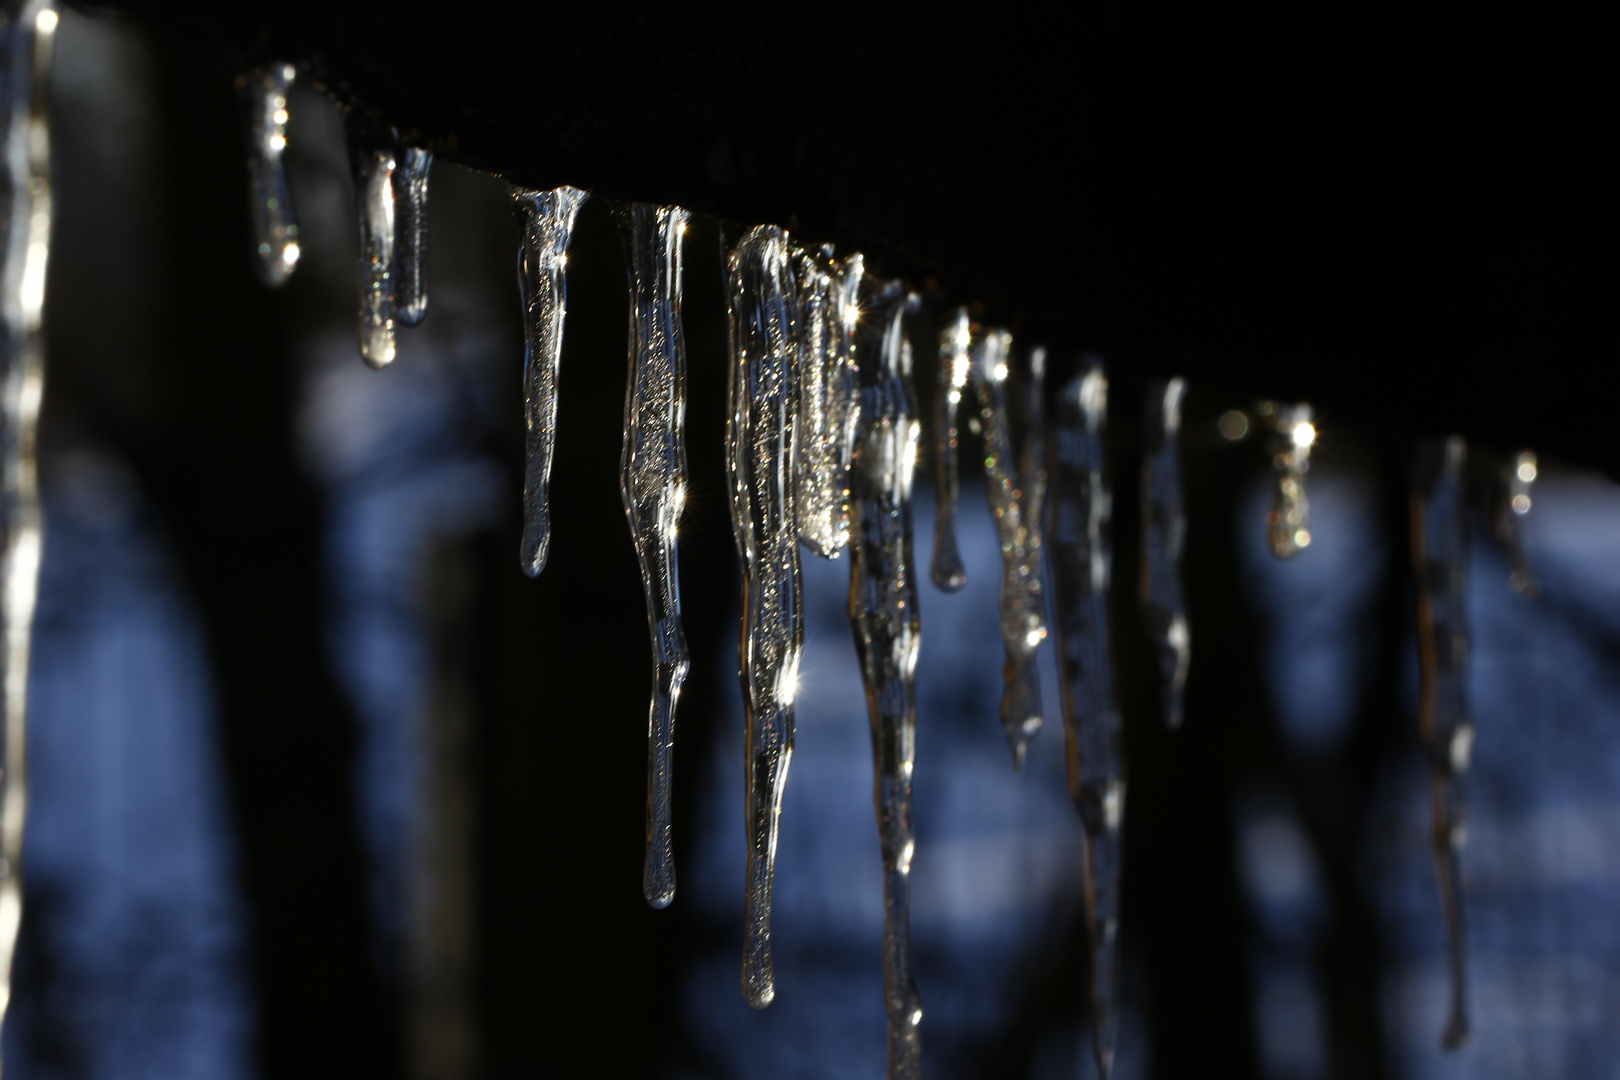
xmin=393 ymin=146 xmax=433 ymax=328
xmin=239 ymin=62 xmax=301 ymax=287
xmin=1140 ymin=378 xmax=1190 ymax=729
xmin=794 ymin=245 xmax=862 ymax=558
xmin=0 ymin=1 xmax=56 ymax=1064
xmin=724 ymin=225 xmax=803 ymax=1008
xmin=1411 ymin=435 xmax=1472 ymax=1050
xmin=614 ymin=202 xmax=691 ymax=909
xmin=1050 ymin=363 xmax=1126 ymax=1079
xmin=848 ymin=281 xmax=924 ymax=1079
xmin=972 ymin=330 xmax=1047 ymax=768
xmin=511 ymin=185 xmax=588 ymax=577
xmin=930 ymin=308 xmax=971 ymax=591
xmin=353 ymin=144 xmax=398 ymax=368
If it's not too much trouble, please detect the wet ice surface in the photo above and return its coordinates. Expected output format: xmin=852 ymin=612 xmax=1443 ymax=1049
xmin=681 ymin=493 xmax=1151 ymax=1080
xmin=1242 ymin=465 xmax=1620 ymax=1079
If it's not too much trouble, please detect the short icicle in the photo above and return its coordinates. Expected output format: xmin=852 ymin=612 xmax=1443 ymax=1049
xmin=848 ymin=280 xmax=925 ymax=1079
xmin=929 ymin=308 xmax=972 ymax=591
xmin=1259 ymin=400 xmax=1315 ymax=558
xmin=511 ymin=185 xmax=588 ymax=577
xmin=0 ymin=1 xmax=57 ymax=1064
xmin=1049 ymin=363 xmax=1126 ymax=1079
xmin=1411 ymin=435 xmax=1473 ymax=1050
xmin=1493 ymin=449 xmax=1539 ymax=597
xmin=614 ymin=202 xmax=691 ymax=909
xmin=794 ymin=245 xmax=862 ymax=558
xmin=972 ymin=331 xmax=1048 ymax=768
xmin=353 ymin=144 xmax=398 ymax=368
xmin=238 ymin=62 xmax=300 ymax=287
xmin=392 ymin=147 xmax=433 ymax=328
xmin=1140 ymin=378 xmax=1190 ymax=728
xmin=724 ymin=225 xmax=803 ymax=1008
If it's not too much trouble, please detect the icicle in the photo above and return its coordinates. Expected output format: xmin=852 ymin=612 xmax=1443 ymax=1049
xmin=972 ymin=331 xmax=1047 ymax=768
xmin=392 ymin=147 xmax=433 ymax=328
xmin=724 ymin=225 xmax=803 ymax=1008
xmin=354 ymin=146 xmax=398 ymax=368
xmin=238 ymin=63 xmax=300 ymax=287
xmin=1411 ymin=435 xmax=1472 ymax=1050
xmin=1140 ymin=378 xmax=1190 ymax=729
xmin=794 ymin=245 xmax=862 ymax=558
xmin=1259 ymin=400 xmax=1315 ymax=558
xmin=930 ymin=308 xmax=972 ymax=591
xmin=1493 ymin=450 xmax=1539 ymax=597
xmin=0 ymin=1 xmax=56 ymax=1060
xmin=511 ymin=185 xmax=588 ymax=577
xmin=614 ymin=202 xmax=691 ymax=909
xmin=848 ymin=280 xmax=924 ymax=1079
xmin=1049 ymin=363 xmax=1125 ymax=1080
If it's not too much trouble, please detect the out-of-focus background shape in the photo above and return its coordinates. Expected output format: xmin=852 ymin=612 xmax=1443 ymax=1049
xmin=5 ymin=9 xmax=1617 ymax=1079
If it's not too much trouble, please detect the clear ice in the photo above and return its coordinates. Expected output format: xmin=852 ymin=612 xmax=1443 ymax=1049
xmin=354 ymin=146 xmax=397 ymax=368
xmin=1493 ymin=449 xmax=1539 ymax=597
xmin=1259 ymin=400 xmax=1315 ymax=558
xmin=0 ymin=0 xmax=56 ymax=1060
xmin=794 ymin=245 xmax=862 ymax=558
xmin=511 ymin=185 xmax=588 ymax=577
xmin=614 ymin=202 xmax=691 ymax=909
xmin=971 ymin=330 xmax=1047 ymax=768
xmin=847 ymin=280 xmax=924 ymax=1078
xmin=1411 ymin=435 xmax=1472 ymax=1050
xmin=1140 ymin=378 xmax=1190 ymax=729
xmin=929 ymin=308 xmax=972 ymax=591
xmin=724 ymin=226 xmax=803 ymax=1008
xmin=1049 ymin=364 xmax=1125 ymax=1079
xmin=392 ymin=147 xmax=432 ymax=328
xmin=239 ymin=63 xmax=300 ymax=287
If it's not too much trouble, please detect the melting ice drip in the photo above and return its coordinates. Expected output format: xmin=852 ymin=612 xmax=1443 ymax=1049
xmin=929 ymin=308 xmax=972 ymax=592
xmin=350 ymin=137 xmax=435 ymax=366
xmin=614 ymin=202 xmax=691 ymax=910
xmin=795 ymin=245 xmax=862 ymax=559
xmin=1412 ymin=435 xmax=1473 ymax=1050
xmin=972 ymin=331 xmax=1048 ymax=768
xmin=512 ymin=185 xmax=588 ymax=577
xmin=0 ymin=0 xmax=56 ymax=1061
xmin=848 ymin=281 xmax=924 ymax=1079
xmin=1049 ymin=363 xmax=1126 ymax=1080
xmin=1260 ymin=400 xmax=1315 ymax=558
xmin=1140 ymin=378 xmax=1190 ymax=729
xmin=238 ymin=63 xmax=301 ymax=287
xmin=1493 ymin=449 xmax=1540 ymax=597
xmin=724 ymin=226 xmax=803 ymax=1008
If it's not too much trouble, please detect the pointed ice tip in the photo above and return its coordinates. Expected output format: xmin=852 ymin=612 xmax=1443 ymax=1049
xmin=930 ymin=553 xmax=967 ymax=592
xmin=1442 ymin=1015 xmax=1469 ymax=1051
xmin=742 ymin=975 xmax=776 ymax=1010
xmin=1008 ymin=736 xmax=1029 ymax=773
xmin=644 ymin=883 xmax=675 ymax=909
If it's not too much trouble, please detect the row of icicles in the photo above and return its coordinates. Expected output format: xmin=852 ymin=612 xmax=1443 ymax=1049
xmin=0 ymin=24 xmax=1543 ymax=1074
xmin=242 ymin=60 xmax=1547 ymax=1080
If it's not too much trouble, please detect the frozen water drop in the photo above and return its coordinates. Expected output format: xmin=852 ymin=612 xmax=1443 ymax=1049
xmin=848 ymin=279 xmax=924 ymax=1079
xmin=794 ymin=245 xmax=862 ymax=558
xmin=1260 ymin=401 xmax=1314 ymax=558
xmin=930 ymin=307 xmax=973 ymax=591
xmin=1140 ymin=378 xmax=1191 ymax=729
xmin=1049 ymin=361 xmax=1126 ymax=1080
xmin=614 ymin=202 xmax=692 ymax=909
xmin=724 ymin=225 xmax=803 ymax=1008
xmin=971 ymin=330 xmax=1047 ymax=766
xmin=511 ymin=184 xmax=588 ymax=577
xmin=392 ymin=147 xmax=432 ymax=328
xmin=0 ymin=0 xmax=57 ymax=1050
xmin=239 ymin=62 xmax=300 ymax=287
xmin=1412 ymin=434 xmax=1472 ymax=1050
